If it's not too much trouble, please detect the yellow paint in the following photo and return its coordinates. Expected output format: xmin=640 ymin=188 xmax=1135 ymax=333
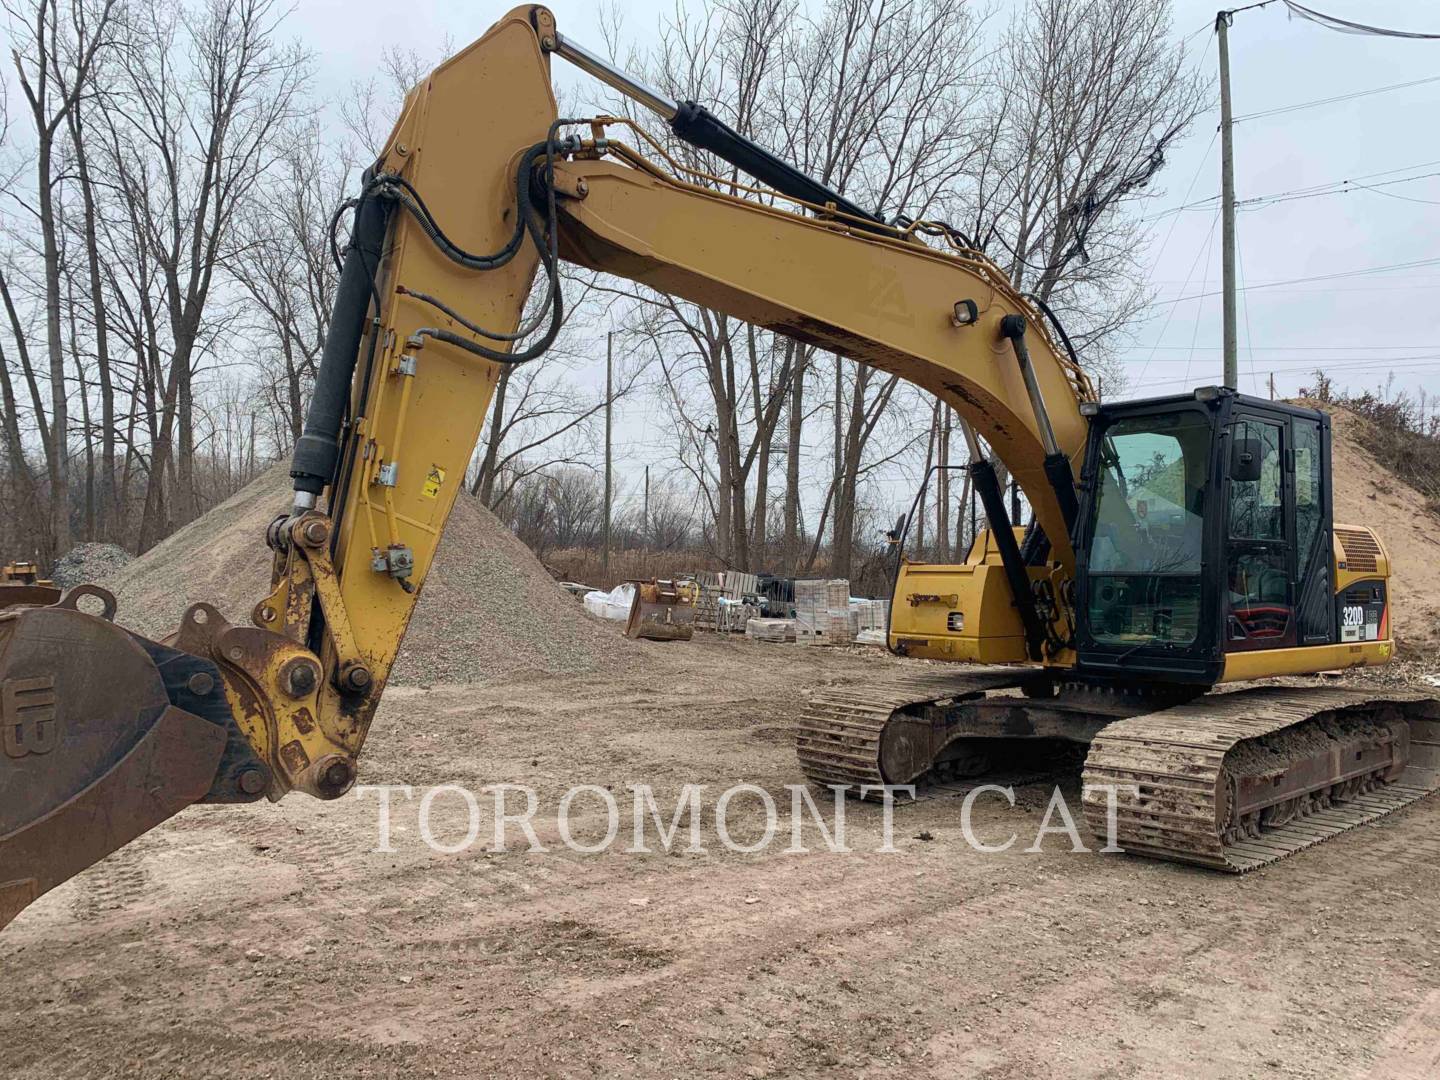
xmin=887 ymin=527 xmax=1061 ymax=667
xmin=555 ymin=155 xmax=1090 ymax=566
xmin=315 ymin=7 xmax=559 ymax=751
xmin=294 ymin=4 xmax=1099 ymax=756
xmin=1332 ymin=523 xmax=1391 ymax=592
xmin=1221 ymin=640 xmax=1393 ymax=681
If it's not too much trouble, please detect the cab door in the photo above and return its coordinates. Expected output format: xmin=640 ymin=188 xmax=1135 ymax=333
xmin=1291 ymin=414 xmax=1334 ymax=644
xmin=1225 ymin=415 xmax=1295 ymax=650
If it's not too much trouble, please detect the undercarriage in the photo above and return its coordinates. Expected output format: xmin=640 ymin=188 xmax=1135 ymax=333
xmin=796 ymin=669 xmax=1440 ymax=869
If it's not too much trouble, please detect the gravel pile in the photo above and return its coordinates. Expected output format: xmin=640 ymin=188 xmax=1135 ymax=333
xmin=50 ymin=542 xmax=134 ymax=590
xmin=108 ymin=463 xmax=639 ymax=685
xmin=390 ymin=488 xmax=638 ymax=686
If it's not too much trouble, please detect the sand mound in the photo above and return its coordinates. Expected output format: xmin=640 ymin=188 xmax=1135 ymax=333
xmin=109 ymin=463 xmax=637 ymax=684
xmin=1324 ymin=404 xmax=1440 ymax=650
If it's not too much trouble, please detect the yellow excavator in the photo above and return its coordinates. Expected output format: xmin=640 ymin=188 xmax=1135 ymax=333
xmin=3 ymin=6 xmax=1436 ymax=930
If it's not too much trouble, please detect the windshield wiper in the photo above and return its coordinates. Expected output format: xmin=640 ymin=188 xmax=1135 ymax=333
xmin=1112 ymin=639 xmax=1177 ymax=664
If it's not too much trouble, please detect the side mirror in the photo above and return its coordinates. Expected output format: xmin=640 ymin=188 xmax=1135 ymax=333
xmin=1230 ymin=438 xmax=1263 ymax=483
xmin=886 ymin=513 xmax=906 ymax=545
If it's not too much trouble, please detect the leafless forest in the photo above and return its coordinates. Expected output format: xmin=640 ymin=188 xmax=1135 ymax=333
xmin=0 ymin=0 xmax=1206 ymax=579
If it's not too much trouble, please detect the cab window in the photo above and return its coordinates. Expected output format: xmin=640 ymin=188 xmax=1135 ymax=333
xmin=1085 ymin=411 xmax=1210 ymax=648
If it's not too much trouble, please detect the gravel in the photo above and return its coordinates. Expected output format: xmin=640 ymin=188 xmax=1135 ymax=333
xmin=108 ymin=463 xmax=640 ymax=685
xmin=50 ymin=542 xmax=133 ymax=590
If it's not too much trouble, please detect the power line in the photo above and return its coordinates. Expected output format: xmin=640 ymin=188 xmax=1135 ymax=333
xmin=1353 ymin=181 xmax=1440 ymax=207
xmin=1281 ymin=2 xmax=1440 ymax=42
xmin=1139 ymin=344 xmax=1440 ymax=352
xmin=1131 ymin=353 xmax=1440 ymax=373
xmin=1240 ymin=170 xmax=1440 ymax=210
xmin=1232 ymin=73 xmax=1440 ymax=123
xmin=1125 ymin=356 xmax=1440 ymax=388
xmin=1237 ymin=229 xmax=1259 ymax=395
xmin=1144 ymin=256 xmax=1440 ymax=306
xmin=1142 ymin=159 xmax=1440 ymax=219
xmin=1184 ymin=205 xmax=1221 ymax=387
xmin=1129 ymin=133 xmax=1218 ymax=389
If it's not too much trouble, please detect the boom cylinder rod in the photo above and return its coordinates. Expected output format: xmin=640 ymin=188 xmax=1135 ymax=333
xmin=551 ymin=33 xmax=679 ymax=121
xmin=548 ymin=32 xmax=888 ymax=234
xmin=1000 ymin=315 xmax=1080 ymax=538
xmin=1001 ymin=315 xmax=1059 ymax=457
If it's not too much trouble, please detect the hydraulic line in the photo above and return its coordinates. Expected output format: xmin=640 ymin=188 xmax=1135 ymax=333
xmin=547 ymin=32 xmax=888 ymax=235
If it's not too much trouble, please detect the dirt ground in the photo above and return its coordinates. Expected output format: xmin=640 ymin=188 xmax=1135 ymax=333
xmin=4 ymin=635 xmax=1439 ymax=1080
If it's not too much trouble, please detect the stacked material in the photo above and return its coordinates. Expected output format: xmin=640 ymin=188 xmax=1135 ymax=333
xmin=852 ymin=595 xmax=891 ymax=645
xmin=795 ymin=578 xmax=853 ymax=645
xmin=723 ymin=570 xmax=759 ymax=600
xmin=850 ymin=597 xmax=890 ymax=634
xmin=744 ymin=617 xmax=796 ymax=643
xmin=691 ymin=572 xmax=725 ymax=632
xmin=691 ymin=570 xmax=762 ymax=632
xmin=718 ymin=596 xmax=761 ymax=631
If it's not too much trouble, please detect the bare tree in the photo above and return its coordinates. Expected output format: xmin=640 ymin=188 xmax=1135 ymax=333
xmin=100 ymin=0 xmax=311 ymax=546
xmin=614 ymin=0 xmax=984 ymax=573
xmin=956 ymin=0 xmax=1207 ymax=377
xmin=228 ymin=119 xmax=348 ymax=451
xmin=340 ymin=44 xmax=443 ymax=160
xmin=6 ymin=0 xmax=121 ymax=552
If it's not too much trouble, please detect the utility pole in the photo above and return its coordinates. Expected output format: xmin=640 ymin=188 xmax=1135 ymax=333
xmin=1217 ymin=10 xmax=1239 ymax=389
xmin=603 ymin=331 xmax=613 ymax=580
xmin=1268 ymin=372 xmax=1276 ymax=400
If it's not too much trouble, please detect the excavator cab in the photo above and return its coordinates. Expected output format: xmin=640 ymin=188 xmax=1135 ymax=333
xmin=1072 ymin=388 xmax=1370 ymax=686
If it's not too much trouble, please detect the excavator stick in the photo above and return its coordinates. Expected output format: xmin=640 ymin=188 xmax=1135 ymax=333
xmin=0 ymin=591 xmax=267 ymax=931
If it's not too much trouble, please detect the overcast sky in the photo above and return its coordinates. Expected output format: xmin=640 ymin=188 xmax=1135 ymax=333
xmin=125 ymin=2 xmax=1440 ymax=527
xmin=1126 ymin=0 xmax=1440 ymax=410
xmin=291 ymin=0 xmax=1439 ymax=402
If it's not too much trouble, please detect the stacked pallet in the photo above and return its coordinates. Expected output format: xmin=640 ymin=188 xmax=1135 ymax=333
xmin=851 ymin=598 xmax=890 ymax=632
xmin=690 ymin=571 xmax=725 ymax=632
xmin=795 ymin=578 xmax=852 ymax=645
xmin=723 ymin=570 xmax=759 ymax=600
xmin=719 ymin=597 xmax=761 ymax=631
xmin=744 ymin=617 xmax=796 ymax=643
xmin=851 ymin=597 xmax=890 ymax=646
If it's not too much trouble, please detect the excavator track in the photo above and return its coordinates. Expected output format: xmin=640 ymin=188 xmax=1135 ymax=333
xmin=1081 ymin=686 xmax=1440 ymax=871
xmin=795 ymin=667 xmax=1030 ymax=792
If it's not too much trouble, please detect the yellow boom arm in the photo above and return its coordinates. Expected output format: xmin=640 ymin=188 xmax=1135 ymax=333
xmin=222 ymin=4 xmax=1097 ymax=801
